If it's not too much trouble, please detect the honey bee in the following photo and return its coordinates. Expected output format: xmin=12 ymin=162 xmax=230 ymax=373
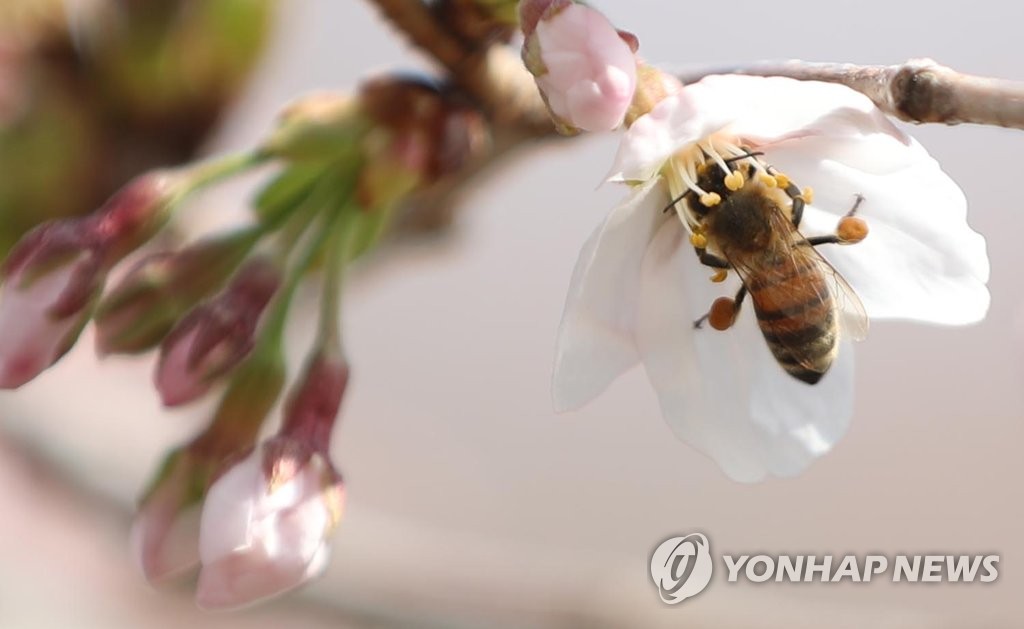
xmin=677 ymin=155 xmax=869 ymax=384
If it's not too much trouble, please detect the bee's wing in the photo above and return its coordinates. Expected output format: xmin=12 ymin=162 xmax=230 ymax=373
xmin=813 ymin=248 xmax=869 ymax=342
xmin=777 ymin=209 xmax=869 ymax=342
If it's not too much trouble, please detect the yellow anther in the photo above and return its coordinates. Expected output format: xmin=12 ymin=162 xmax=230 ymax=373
xmin=724 ymin=170 xmax=745 ymax=191
xmin=690 ymin=232 xmax=708 ymax=248
xmin=700 ymin=192 xmax=721 ymax=207
xmin=710 ymin=269 xmax=728 ymax=283
xmin=801 ymin=186 xmax=815 ymax=204
xmin=758 ymin=173 xmax=777 ymax=188
xmin=773 ymin=173 xmax=790 ymax=188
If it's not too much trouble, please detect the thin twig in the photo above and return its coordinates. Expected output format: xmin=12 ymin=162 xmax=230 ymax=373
xmin=678 ymin=58 xmax=1024 ymax=130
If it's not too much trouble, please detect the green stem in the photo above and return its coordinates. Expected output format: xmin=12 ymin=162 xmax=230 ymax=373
xmin=178 ymin=150 xmax=271 ymax=195
xmin=317 ymin=210 xmax=358 ymax=350
xmin=258 ymin=201 xmax=350 ymax=352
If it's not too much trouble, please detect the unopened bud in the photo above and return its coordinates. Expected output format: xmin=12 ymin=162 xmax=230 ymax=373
xmin=262 ymin=93 xmax=367 ymax=161
xmin=280 ymin=344 xmax=349 ymax=449
xmin=95 ymin=231 xmax=256 ymax=355
xmin=131 ymin=449 xmax=211 ymax=584
xmin=0 ymin=219 xmax=104 ymax=388
xmin=155 ymin=258 xmax=281 ymax=407
xmin=520 ymin=0 xmax=637 ymax=132
xmin=0 ymin=168 xmax=194 ymax=386
xmin=196 ymin=437 xmax=344 ymax=610
xmin=357 ymin=77 xmax=488 ymax=207
xmin=89 ymin=171 xmax=185 ymax=264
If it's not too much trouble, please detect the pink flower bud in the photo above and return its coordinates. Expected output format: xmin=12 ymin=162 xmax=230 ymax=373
xmin=130 ymin=450 xmax=209 ymax=584
xmin=0 ymin=220 xmax=103 ymax=388
xmin=94 ymin=231 xmax=256 ymax=355
xmin=0 ymin=170 xmax=182 ymax=387
xmin=520 ymin=1 xmax=637 ymax=132
xmin=155 ymin=258 xmax=280 ymax=407
xmin=195 ymin=439 xmax=345 ymax=611
xmin=89 ymin=171 xmax=181 ymax=264
xmin=280 ymin=346 xmax=350 ymax=448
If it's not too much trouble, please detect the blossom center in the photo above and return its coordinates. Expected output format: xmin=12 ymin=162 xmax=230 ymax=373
xmin=661 ymin=136 xmax=784 ymax=233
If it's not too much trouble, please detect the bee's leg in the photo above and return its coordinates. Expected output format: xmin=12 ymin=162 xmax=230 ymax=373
xmin=694 ymin=285 xmax=748 ymax=330
xmin=695 ymin=249 xmax=729 ymax=269
xmin=693 ymin=247 xmax=734 ymax=283
xmin=806 ymin=195 xmax=869 ymax=246
xmin=785 ymin=184 xmax=806 ymax=228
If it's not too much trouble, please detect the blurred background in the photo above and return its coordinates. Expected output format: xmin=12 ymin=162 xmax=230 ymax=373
xmin=1 ymin=1 xmax=1023 ymax=627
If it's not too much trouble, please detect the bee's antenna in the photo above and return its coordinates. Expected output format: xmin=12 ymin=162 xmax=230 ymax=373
xmin=723 ymin=151 xmax=765 ymax=164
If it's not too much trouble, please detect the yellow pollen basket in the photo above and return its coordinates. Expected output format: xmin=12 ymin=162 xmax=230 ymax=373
xmin=690 ymin=232 xmax=708 ymax=248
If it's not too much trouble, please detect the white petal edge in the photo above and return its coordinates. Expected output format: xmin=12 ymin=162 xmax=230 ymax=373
xmin=703 ymin=74 xmax=909 ymax=147
xmin=552 ymin=178 xmax=667 ymax=412
xmin=607 ymin=74 xmax=908 ymax=184
xmin=607 ymin=88 xmax=737 ymax=183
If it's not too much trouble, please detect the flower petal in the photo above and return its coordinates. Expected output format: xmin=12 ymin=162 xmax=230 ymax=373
xmin=608 ymin=74 xmax=907 ymax=184
xmin=765 ymin=133 xmax=989 ymax=324
xmin=552 ymin=178 xmax=667 ymax=411
xmin=608 ymin=88 xmax=736 ymax=182
xmin=702 ymin=74 xmax=909 ymax=147
xmin=636 ymin=218 xmax=854 ymax=482
xmin=196 ymin=547 xmax=312 ymax=611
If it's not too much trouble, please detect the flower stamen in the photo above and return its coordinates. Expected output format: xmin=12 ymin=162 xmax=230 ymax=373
xmin=700 ymin=139 xmax=733 ymax=178
xmin=668 ymin=154 xmax=720 ymax=214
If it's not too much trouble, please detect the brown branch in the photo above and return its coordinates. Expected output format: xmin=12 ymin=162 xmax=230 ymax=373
xmin=367 ymin=0 xmax=552 ymax=132
xmin=678 ymin=58 xmax=1024 ymax=130
xmin=366 ymin=0 xmax=558 ymax=237
xmin=364 ymin=4 xmax=1024 ymax=237
xmin=369 ymin=0 xmax=468 ymax=69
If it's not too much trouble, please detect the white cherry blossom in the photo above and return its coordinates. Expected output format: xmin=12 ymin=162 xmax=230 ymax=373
xmin=554 ymin=75 xmax=989 ymax=481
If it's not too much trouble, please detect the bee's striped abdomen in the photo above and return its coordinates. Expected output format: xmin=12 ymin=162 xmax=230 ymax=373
xmin=746 ymin=251 xmax=838 ymax=384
